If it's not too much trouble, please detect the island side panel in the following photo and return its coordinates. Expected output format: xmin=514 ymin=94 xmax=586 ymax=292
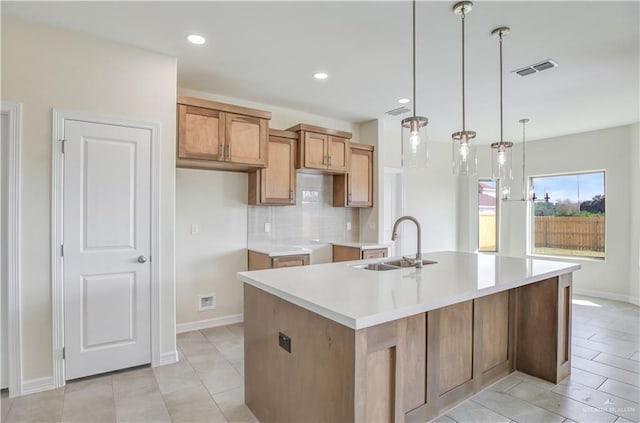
xmin=244 ymin=284 xmax=355 ymax=423
xmin=515 ymin=275 xmax=572 ymax=383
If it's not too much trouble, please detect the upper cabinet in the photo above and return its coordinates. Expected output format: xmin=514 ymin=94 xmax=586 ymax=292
xmin=248 ymin=129 xmax=297 ymax=206
xmin=287 ymin=124 xmax=351 ymax=174
xmin=177 ymin=96 xmax=271 ymax=171
xmin=333 ymin=142 xmax=374 ymax=208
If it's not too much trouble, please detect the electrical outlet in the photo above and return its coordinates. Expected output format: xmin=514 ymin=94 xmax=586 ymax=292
xmin=346 ymin=221 xmax=352 ymax=231
xmin=264 ymin=222 xmax=271 ymax=233
xmin=198 ymin=293 xmax=216 ymax=311
xmin=278 ymin=332 xmax=291 ymax=353
xmin=191 ymin=223 xmax=200 ymax=235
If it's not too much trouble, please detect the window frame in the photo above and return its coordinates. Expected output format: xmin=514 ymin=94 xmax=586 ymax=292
xmin=526 ymin=169 xmax=607 ymax=261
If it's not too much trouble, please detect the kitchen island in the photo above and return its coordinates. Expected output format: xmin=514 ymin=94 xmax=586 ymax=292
xmin=237 ymin=251 xmax=580 ymax=423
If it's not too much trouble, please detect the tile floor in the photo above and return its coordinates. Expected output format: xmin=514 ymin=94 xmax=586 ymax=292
xmin=2 ymin=294 xmax=638 ymax=423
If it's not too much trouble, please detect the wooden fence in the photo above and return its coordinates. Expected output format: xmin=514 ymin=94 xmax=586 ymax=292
xmin=479 ymin=214 xmax=497 ymax=251
xmin=534 ymin=216 xmax=605 ymax=252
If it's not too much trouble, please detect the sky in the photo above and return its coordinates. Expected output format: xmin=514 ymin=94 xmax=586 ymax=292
xmin=531 ymin=172 xmax=605 ymax=203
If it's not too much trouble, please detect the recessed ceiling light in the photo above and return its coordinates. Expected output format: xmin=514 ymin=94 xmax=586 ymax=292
xmin=313 ymin=72 xmax=329 ymax=80
xmin=397 ymin=98 xmax=411 ymax=104
xmin=187 ymin=34 xmax=206 ymax=45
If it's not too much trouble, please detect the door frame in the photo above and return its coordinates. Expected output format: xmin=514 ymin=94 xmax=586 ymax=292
xmin=1 ymin=101 xmax=23 ymax=397
xmin=51 ymin=109 xmax=162 ymax=388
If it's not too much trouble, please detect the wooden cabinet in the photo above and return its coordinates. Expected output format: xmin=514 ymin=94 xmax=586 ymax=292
xmin=248 ymin=250 xmax=310 ymax=270
xmin=332 ymin=245 xmax=388 ymax=262
xmin=333 ymin=142 xmax=374 ymax=207
xmin=287 ymin=124 xmax=351 ymax=174
xmin=177 ymin=96 xmax=270 ymax=171
xmin=248 ymin=129 xmax=297 ymax=205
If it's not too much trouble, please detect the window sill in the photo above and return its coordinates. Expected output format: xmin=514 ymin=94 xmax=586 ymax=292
xmin=527 ymin=252 xmax=606 ymax=263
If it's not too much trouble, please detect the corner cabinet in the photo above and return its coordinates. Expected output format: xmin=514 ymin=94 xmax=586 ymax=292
xmin=177 ymin=96 xmax=271 ymax=172
xmin=333 ymin=142 xmax=374 ymax=207
xmin=287 ymin=124 xmax=351 ymax=174
xmin=248 ymin=129 xmax=297 ymax=205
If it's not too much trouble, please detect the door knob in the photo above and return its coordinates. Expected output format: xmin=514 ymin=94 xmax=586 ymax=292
xmin=137 ymin=255 xmax=148 ymax=263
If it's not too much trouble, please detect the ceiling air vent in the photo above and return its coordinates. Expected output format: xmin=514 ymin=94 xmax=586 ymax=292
xmin=386 ymin=106 xmax=410 ymax=116
xmin=513 ymin=59 xmax=558 ymax=77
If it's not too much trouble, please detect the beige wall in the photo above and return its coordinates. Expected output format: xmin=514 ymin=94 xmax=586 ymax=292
xmin=1 ymin=17 xmax=177 ymax=381
xmin=175 ymin=87 xmax=359 ymax=326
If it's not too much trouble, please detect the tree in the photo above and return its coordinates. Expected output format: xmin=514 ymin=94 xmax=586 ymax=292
xmin=555 ymin=199 xmax=579 ymax=216
xmin=534 ymin=201 xmax=555 ymax=216
xmin=580 ymin=195 xmax=605 ymax=214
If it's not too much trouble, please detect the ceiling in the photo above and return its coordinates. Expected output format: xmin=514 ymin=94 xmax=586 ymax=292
xmin=3 ymin=1 xmax=639 ymax=144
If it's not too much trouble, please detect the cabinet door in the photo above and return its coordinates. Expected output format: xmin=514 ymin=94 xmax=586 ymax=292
xmin=328 ymin=137 xmax=349 ymax=172
xmin=348 ymin=148 xmax=373 ymax=207
xmin=301 ymin=132 xmax=328 ymax=169
xmin=262 ymin=136 xmax=296 ymax=205
xmin=178 ymin=105 xmax=225 ymax=161
xmin=362 ymin=248 xmax=388 ymax=260
xmin=272 ymin=255 xmax=310 ymax=268
xmin=226 ymin=113 xmax=267 ymax=166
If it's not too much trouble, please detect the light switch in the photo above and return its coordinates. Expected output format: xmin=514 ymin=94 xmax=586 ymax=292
xmin=346 ymin=221 xmax=352 ymax=231
xmin=191 ymin=224 xmax=200 ymax=235
xmin=264 ymin=222 xmax=271 ymax=233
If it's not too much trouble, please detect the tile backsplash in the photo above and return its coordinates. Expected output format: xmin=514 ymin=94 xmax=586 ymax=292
xmin=248 ymin=174 xmax=360 ymax=246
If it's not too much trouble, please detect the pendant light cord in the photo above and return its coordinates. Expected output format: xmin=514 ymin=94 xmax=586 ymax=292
xmin=461 ymin=10 xmax=466 ymax=132
xmin=412 ymin=0 xmax=416 ymax=118
xmin=499 ymin=32 xmax=504 ymax=143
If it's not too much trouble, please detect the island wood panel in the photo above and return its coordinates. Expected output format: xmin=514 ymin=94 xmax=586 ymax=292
xmin=354 ymin=319 xmax=406 ymax=423
xmin=480 ymin=290 xmax=510 ymax=371
xmin=514 ymin=275 xmax=571 ymax=383
xmin=438 ymin=301 xmax=474 ymax=395
xmin=244 ymin=285 xmax=355 ymax=423
xmin=403 ymin=313 xmax=426 ymax=413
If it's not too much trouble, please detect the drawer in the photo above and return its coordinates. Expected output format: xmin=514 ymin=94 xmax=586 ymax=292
xmin=272 ymin=254 xmax=310 ymax=269
xmin=361 ymin=248 xmax=388 ymax=260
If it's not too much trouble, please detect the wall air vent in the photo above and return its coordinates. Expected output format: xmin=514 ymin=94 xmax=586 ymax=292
xmin=386 ymin=106 xmax=410 ymax=116
xmin=513 ymin=59 xmax=558 ymax=77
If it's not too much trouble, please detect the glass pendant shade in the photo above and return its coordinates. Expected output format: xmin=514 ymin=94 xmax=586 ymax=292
xmin=491 ymin=141 xmax=514 ymax=199
xmin=402 ymin=116 xmax=428 ymax=168
xmin=452 ymin=131 xmax=477 ymax=176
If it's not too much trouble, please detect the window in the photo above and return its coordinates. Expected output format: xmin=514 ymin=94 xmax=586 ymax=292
xmin=478 ymin=179 xmax=498 ymax=252
xmin=530 ymin=171 xmax=605 ymax=259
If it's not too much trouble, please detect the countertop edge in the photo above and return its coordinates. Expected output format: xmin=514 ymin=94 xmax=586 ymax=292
xmin=238 ymin=261 xmax=581 ymax=330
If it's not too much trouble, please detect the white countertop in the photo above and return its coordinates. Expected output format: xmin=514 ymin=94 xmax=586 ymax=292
xmin=248 ymin=245 xmax=312 ymax=257
xmin=332 ymin=242 xmax=390 ymax=250
xmin=237 ymin=251 xmax=581 ymax=330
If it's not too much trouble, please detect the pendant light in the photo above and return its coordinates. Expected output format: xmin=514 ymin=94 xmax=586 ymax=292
xmin=401 ymin=0 xmax=428 ymax=168
xmin=490 ymin=27 xmax=514 ymax=200
xmin=451 ymin=1 xmax=477 ymax=176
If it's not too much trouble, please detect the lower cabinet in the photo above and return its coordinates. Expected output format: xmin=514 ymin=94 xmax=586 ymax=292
xmin=248 ymin=250 xmax=310 ymax=270
xmin=332 ymin=245 xmax=388 ymax=262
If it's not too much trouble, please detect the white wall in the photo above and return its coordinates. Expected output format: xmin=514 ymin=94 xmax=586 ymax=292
xmin=461 ymin=124 xmax=637 ymax=303
xmin=629 ymin=123 xmax=639 ymax=303
xmin=1 ymin=17 xmax=178 ymax=381
xmin=175 ymin=87 xmax=360 ymax=326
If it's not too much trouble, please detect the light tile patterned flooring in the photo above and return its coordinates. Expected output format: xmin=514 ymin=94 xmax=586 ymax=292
xmin=2 ymin=295 xmax=638 ymax=422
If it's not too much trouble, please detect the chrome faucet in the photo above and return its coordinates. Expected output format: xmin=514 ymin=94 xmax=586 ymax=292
xmin=391 ymin=216 xmax=423 ymax=268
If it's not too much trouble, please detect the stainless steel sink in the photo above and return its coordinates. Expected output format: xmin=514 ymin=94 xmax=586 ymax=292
xmin=382 ymin=259 xmax=438 ymax=268
xmin=352 ymin=259 xmax=438 ymax=271
xmin=351 ymin=263 xmax=399 ymax=271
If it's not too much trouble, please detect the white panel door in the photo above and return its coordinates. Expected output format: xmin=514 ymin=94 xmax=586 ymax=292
xmin=63 ymin=119 xmax=151 ymax=380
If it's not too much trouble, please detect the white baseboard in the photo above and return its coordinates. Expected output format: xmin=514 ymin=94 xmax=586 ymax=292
xmin=573 ymin=288 xmax=640 ymax=306
xmin=176 ymin=313 xmax=243 ymax=334
xmin=21 ymin=376 xmax=55 ymax=396
xmin=157 ymin=350 xmax=179 ymax=366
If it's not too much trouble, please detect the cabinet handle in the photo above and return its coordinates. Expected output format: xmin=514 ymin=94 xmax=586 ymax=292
xmin=226 ymin=144 xmax=231 ymax=160
xmin=219 ymin=143 xmax=224 ymax=159
xmin=348 ymin=193 xmax=352 ymax=203
xmin=328 ymin=155 xmax=332 ymax=167
xmin=290 ymin=190 xmax=293 ymax=200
